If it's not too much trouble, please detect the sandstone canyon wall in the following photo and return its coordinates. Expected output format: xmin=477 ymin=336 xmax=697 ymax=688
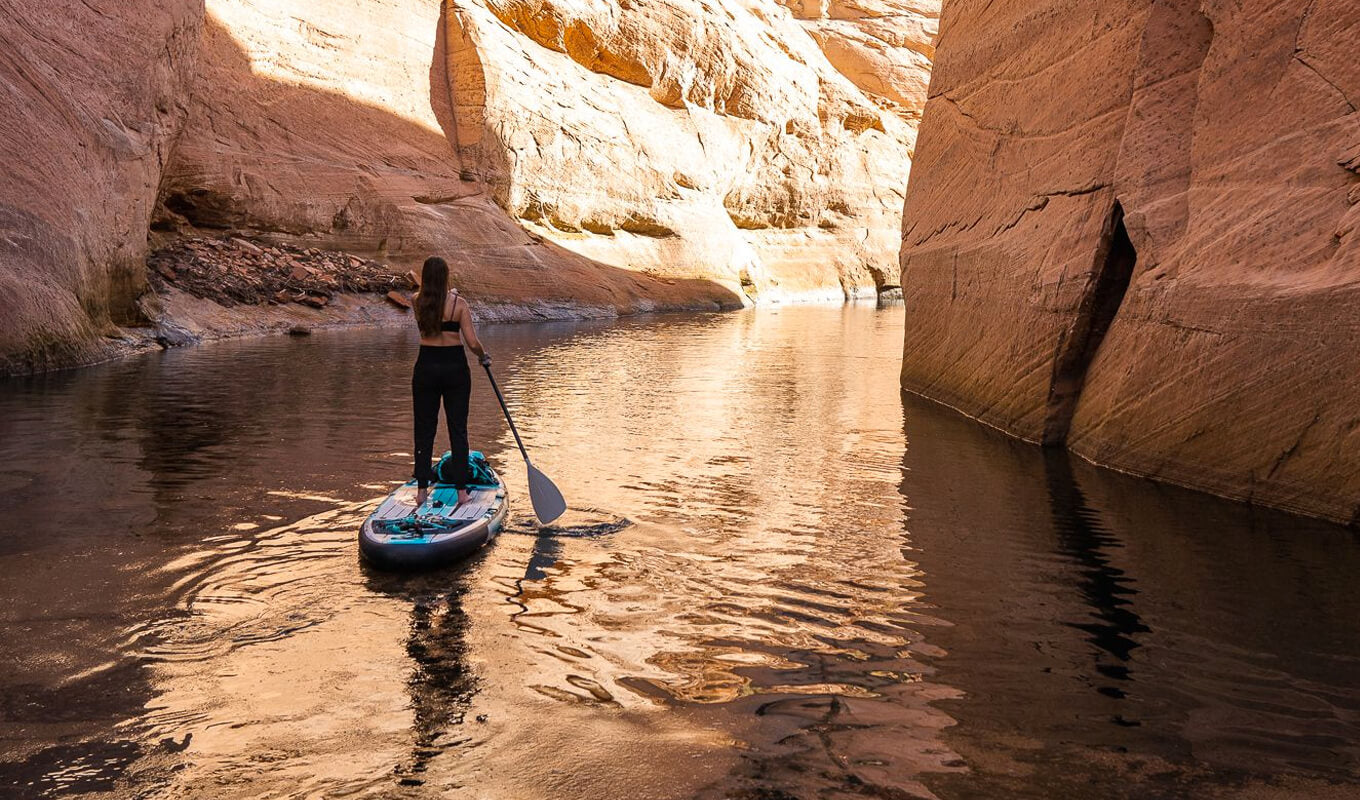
xmin=899 ymin=0 xmax=1360 ymax=523
xmin=0 ymin=0 xmax=202 ymax=370
xmin=0 ymin=0 xmax=937 ymax=372
xmin=447 ymin=0 xmax=935 ymax=300
xmin=156 ymin=0 xmax=724 ymax=320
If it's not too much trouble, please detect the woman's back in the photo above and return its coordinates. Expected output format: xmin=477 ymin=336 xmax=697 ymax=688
xmin=418 ymin=290 xmax=463 ymax=347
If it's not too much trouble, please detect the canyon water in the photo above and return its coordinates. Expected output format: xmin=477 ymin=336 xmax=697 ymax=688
xmin=1 ymin=306 xmax=1357 ymax=799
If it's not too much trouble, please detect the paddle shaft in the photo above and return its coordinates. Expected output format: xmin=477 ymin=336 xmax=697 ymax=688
xmin=483 ymin=364 xmax=531 ymax=465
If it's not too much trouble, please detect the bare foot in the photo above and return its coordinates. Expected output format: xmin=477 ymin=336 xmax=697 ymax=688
xmin=457 ymin=489 xmax=471 ymax=507
xmin=415 ymin=486 xmax=429 ymax=509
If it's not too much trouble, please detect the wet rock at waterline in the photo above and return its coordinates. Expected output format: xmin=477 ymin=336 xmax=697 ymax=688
xmin=0 ymin=0 xmax=938 ymax=373
xmin=899 ymin=0 xmax=1360 ymax=524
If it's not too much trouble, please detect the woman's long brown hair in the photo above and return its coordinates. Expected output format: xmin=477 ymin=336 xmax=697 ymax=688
xmin=414 ymin=256 xmax=450 ymax=337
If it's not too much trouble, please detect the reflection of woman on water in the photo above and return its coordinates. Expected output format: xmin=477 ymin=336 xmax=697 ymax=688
xmin=412 ymin=256 xmax=491 ymax=509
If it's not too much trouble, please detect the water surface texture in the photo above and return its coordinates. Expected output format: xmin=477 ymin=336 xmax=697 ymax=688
xmin=1 ymin=307 xmax=1358 ymax=799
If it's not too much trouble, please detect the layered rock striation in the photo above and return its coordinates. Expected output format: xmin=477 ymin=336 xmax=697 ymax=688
xmin=0 ymin=0 xmax=937 ymax=372
xmin=0 ymin=0 xmax=202 ymax=370
xmin=447 ymin=0 xmax=936 ymax=301
xmin=899 ymin=0 xmax=1360 ymax=523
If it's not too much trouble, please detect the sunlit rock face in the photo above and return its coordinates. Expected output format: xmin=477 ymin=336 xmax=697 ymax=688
xmin=156 ymin=0 xmax=706 ymax=318
xmin=899 ymin=0 xmax=1360 ymax=523
xmin=0 ymin=0 xmax=935 ymax=370
xmin=448 ymin=0 xmax=937 ymax=301
xmin=0 ymin=1 xmax=202 ymax=372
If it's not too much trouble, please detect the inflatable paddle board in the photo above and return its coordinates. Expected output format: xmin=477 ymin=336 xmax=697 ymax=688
xmin=360 ymin=451 xmax=508 ymax=569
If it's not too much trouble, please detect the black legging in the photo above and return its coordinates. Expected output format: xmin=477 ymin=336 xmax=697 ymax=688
xmin=412 ymin=345 xmax=471 ymax=489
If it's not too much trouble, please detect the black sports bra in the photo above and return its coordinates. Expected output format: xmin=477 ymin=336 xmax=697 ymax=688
xmin=439 ymin=291 xmax=461 ymax=332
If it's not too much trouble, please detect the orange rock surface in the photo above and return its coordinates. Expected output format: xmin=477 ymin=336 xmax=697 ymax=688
xmin=156 ymin=0 xmax=743 ymax=322
xmin=446 ymin=0 xmax=937 ymax=302
xmin=0 ymin=0 xmax=937 ymax=371
xmin=899 ymin=0 xmax=1360 ymax=523
xmin=0 ymin=1 xmax=201 ymax=369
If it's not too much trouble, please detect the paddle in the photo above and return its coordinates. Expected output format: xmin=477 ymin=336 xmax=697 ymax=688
xmin=482 ymin=362 xmax=567 ymax=524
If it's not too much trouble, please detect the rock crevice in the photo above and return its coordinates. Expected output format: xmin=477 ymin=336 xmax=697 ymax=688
xmin=900 ymin=0 xmax=1360 ymax=523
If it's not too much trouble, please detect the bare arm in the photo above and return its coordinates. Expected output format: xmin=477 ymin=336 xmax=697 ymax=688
xmin=457 ymin=296 xmax=489 ymax=362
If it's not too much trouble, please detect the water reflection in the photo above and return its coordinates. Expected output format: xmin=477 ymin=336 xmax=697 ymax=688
xmin=0 ymin=307 xmax=1357 ymax=800
xmin=364 ymin=567 xmax=480 ymax=787
xmin=1043 ymin=449 xmax=1150 ymax=699
xmin=521 ymin=533 xmax=563 ymax=582
xmin=901 ymin=391 xmax=1360 ymax=798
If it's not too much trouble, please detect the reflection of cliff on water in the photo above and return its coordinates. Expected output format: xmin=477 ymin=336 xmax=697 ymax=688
xmin=900 ymin=391 xmax=1360 ymax=798
xmin=1043 ymin=449 xmax=1149 ymax=700
xmin=473 ymin=309 xmax=967 ymax=799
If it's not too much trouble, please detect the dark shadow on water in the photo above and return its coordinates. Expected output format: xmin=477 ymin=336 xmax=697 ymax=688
xmin=1043 ymin=449 xmax=1150 ymax=697
xmin=0 ymin=661 xmax=151 ymax=799
xmin=363 ymin=560 xmax=486 ymax=785
xmin=901 ymin=389 xmax=1360 ymax=798
xmin=0 ymin=740 xmax=142 ymax=799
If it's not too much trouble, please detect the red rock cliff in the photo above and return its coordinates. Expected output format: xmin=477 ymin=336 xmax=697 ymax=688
xmin=899 ymin=0 xmax=1360 ymax=523
xmin=0 ymin=1 xmax=202 ymax=368
xmin=0 ymin=0 xmax=937 ymax=372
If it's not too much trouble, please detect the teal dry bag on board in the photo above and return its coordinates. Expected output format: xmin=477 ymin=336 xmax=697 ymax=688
xmin=434 ymin=450 xmax=496 ymax=487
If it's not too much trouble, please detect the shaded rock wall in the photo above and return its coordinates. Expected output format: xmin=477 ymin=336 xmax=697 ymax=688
xmin=899 ymin=0 xmax=1360 ymax=523
xmin=0 ymin=0 xmax=203 ymax=372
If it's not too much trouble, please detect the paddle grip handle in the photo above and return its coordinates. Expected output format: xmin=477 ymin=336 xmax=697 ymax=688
xmin=483 ymin=364 xmax=531 ymax=465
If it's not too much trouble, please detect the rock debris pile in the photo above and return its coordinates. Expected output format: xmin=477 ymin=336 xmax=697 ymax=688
xmin=147 ymin=238 xmax=415 ymax=309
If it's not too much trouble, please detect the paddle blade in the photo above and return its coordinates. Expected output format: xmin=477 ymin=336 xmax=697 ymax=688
xmin=526 ymin=463 xmax=567 ymax=524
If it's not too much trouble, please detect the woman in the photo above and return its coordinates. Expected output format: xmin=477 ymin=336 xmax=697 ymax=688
xmin=412 ymin=256 xmax=491 ymax=508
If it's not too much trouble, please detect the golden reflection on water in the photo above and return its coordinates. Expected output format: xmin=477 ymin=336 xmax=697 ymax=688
xmin=5 ymin=306 xmax=1359 ymax=799
xmin=108 ymin=306 xmax=959 ymax=799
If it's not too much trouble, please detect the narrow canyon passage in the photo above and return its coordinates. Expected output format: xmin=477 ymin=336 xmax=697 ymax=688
xmin=1 ymin=307 xmax=1357 ymax=799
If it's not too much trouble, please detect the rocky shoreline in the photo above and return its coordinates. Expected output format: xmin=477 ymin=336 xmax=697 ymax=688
xmin=8 ymin=231 xmax=904 ymax=377
xmin=1 ymin=235 xmax=747 ymax=377
xmin=146 ymin=236 xmax=416 ymax=312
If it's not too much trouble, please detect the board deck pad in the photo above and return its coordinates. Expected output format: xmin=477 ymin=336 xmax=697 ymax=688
xmin=359 ymin=453 xmax=508 ymax=568
xmin=369 ymin=483 xmax=500 ymax=539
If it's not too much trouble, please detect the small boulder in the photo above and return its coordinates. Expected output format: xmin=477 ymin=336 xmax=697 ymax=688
xmin=231 ymin=238 xmax=263 ymax=255
xmin=288 ymin=325 xmax=312 ymax=336
xmin=154 ymin=321 xmax=198 ymax=348
xmin=300 ymin=294 xmax=329 ymax=308
xmin=385 ymin=290 xmax=412 ymax=309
